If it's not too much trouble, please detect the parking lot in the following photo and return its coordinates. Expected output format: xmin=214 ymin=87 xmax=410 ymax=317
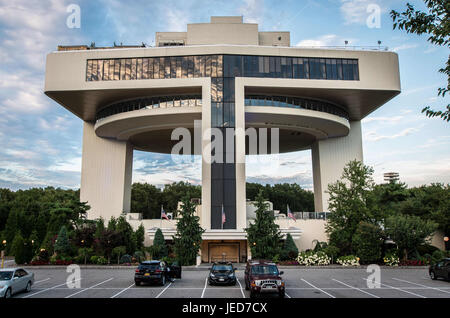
xmin=8 ymin=267 xmax=450 ymax=299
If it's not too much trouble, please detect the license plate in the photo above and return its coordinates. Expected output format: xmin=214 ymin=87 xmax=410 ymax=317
xmin=219 ymin=278 xmax=224 ymax=281
xmin=144 ymin=273 xmax=151 ymax=277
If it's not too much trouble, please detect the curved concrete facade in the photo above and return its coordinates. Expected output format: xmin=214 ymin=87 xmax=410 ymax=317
xmin=45 ymin=16 xmax=400 ymax=262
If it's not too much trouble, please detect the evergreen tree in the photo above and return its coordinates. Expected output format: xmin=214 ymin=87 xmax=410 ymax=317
xmin=352 ymin=222 xmax=384 ymax=263
xmin=281 ymin=233 xmax=299 ymax=261
xmin=153 ymin=228 xmax=168 ymax=259
xmin=54 ymin=225 xmax=71 ymax=256
xmin=11 ymin=231 xmax=27 ymax=264
xmin=245 ymin=190 xmax=283 ymax=260
xmin=173 ymin=197 xmax=205 ymax=265
xmin=134 ymin=223 xmax=145 ymax=251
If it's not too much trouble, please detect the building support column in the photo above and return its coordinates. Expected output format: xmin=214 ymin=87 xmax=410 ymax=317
xmin=311 ymin=121 xmax=363 ymax=212
xmin=201 ymin=79 xmax=212 ymax=230
xmin=235 ymin=78 xmax=247 ymax=231
xmin=80 ymin=122 xmax=133 ymax=221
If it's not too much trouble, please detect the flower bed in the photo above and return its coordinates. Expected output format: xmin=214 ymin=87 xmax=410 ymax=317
xmin=399 ymin=260 xmax=427 ymax=266
xmin=297 ymin=251 xmax=331 ymax=266
xmin=383 ymin=255 xmax=400 ymax=266
xmin=336 ymin=255 xmax=360 ymax=266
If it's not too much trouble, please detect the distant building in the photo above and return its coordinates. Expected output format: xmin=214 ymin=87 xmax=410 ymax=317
xmin=384 ymin=172 xmax=400 ymax=183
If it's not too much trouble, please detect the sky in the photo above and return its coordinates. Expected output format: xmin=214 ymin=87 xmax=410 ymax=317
xmin=0 ymin=0 xmax=449 ymax=191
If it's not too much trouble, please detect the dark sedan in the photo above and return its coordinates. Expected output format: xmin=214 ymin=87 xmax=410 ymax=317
xmin=429 ymin=258 xmax=450 ymax=281
xmin=135 ymin=261 xmax=169 ymax=286
xmin=208 ymin=262 xmax=237 ymax=286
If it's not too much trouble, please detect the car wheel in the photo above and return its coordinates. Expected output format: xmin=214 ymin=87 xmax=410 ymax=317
xmin=430 ymin=271 xmax=437 ymax=280
xmin=250 ymin=291 xmax=257 ymax=298
xmin=4 ymin=288 xmax=11 ymax=298
xmin=177 ymin=272 xmax=182 ymax=279
xmin=245 ymin=281 xmax=249 ymax=290
xmin=25 ymin=281 xmax=32 ymax=293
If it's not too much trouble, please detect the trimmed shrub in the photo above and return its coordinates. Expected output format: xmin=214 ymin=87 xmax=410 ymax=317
xmin=281 ymin=233 xmax=299 ymax=261
xmin=352 ymin=222 xmax=383 ymax=263
xmin=96 ymin=256 xmax=108 ymax=265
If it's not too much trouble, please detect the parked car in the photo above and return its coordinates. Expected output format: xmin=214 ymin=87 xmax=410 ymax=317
xmin=134 ymin=260 xmax=181 ymax=286
xmin=429 ymin=258 xmax=450 ymax=281
xmin=208 ymin=262 xmax=237 ymax=285
xmin=0 ymin=268 xmax=35 ymax=298
xmin=244 ymin=260 xmax=285 ymax=298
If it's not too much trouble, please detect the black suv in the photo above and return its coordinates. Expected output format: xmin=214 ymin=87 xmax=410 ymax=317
xmin=208 ymin=262 xmax=237 ymax=285
xmin=135 ymin=260 xmax=178 ymax=286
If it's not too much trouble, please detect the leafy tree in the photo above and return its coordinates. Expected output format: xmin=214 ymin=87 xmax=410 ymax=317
xmin=162 ymin=182 xmax=201 ymax=216
xmin=385 ymin=214 xmax=438 ymax=261
xmin=173 ymin=197 xmax=205 ymax=265
xmin=326 ymin=160 xmax=379 ymax=255
xmin=281 ymin=233 xmax=299 ymax=260
xmin=246 ymin=190 xmax=283 ymax=259
xmin=153 ymin=228 xmax=168 ymax=259
xmin=112 ymin=246 xmax=126 ymax=264
xmin=54 ymin=226 xmax=71 ymax=256
xmin=97 ymin=229 xmax=121 ymax=264
xmin=352 ymin=222 xmax=384 ymax=263
xmin=78 ymin=247 xmax=93 ymax=264
xmin=116 ymin=216 xmax=136 ymax=254
xmin=391 ymin=1 xmax=450 ymax=121
xmin=131 ymin=183 xmax=163 ymax=219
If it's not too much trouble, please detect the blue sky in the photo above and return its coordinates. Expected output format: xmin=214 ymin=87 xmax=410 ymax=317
xmin=0 ymin=0 xmax=448 ymax=191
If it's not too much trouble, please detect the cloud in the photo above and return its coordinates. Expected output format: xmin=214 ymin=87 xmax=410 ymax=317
xmin=362 ymin=116 xmax=404 ymax=124
xmin=391 ymin=43 xmax=419 ymax=52
xmin=238 ymin=0 xmax=264 ymax=24
xmin=365 ymin=128 xmax=419 ymax=142
xmin=296 ymin=34 xmax=357 ymax=47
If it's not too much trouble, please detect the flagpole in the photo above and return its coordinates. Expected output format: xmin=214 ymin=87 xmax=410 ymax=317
xmin=221 ymin=204 xmax=224 ymax=230
xmin=160 ymin=204 xmax=163 ymax=229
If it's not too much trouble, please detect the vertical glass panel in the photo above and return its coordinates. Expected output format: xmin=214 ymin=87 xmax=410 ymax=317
xmin=187 ymin=56 xmax=194 ymax=78
xmin=125 ymin=59 xmax=131 ymax=80
xmin=109 ymin=59 xmax=115 ymax=80
xmin=181 ymin=56 xmax=188 ymax=78
xmin=120 ymin=59 xmax=126 ymax=80
xmin=217 ymin=55 xmax=223 ymax=77
xmin=97 ymin=59 xmax=104 ymax=80
xmin=86 ymin=60 xmax=93 ymax=81
xmin=211 ymin=78 xmax=223 ymax=102
xmin=199 ymin=56 xmax=205 ymax=77
xmin=130 ymin=58 xmax=137 ymax=80
xmin=353 ymin=60 xmax=359 ymax=80
xmin=336 ymin=59 xmax=343 ymax=80
xmin=160 ymin=98 xmax=167 ymax=108
xmin=136 ymin=58 xmax=142 ymax=80
xmin=320 ymin=58 xmax=326 ymax=79
xmin=159 ymin=57 xmax=165 ymax=79
xmin=211 ymin=55 xmax=217 ymax=78
xmin=194 ymin=56 xmax=200 ymax=78
xmin=91 ymin=60 xmax=98 ymax=81
xmin=188 ymin=98 xmax=195 ymax=107
xmin=103 ymin=60 xmax=110 ymax=80
xmin=142 ymin=58 xmax=148 ymax=79
xmin=205 ymin=55 xmax=212 ymax=77
xmin=223 ymin=78 xmax=235 ymax=102
xmin=114 ymin=59 xmax=120 ymax=80
xmin=258 ymin=56 xmax=264 ymax=75
xmin=165 ymin=57 xmax=171 ymax=78
xmin=148 ymin=58 xmax=154 ymax=79
xmin=171 ymin=57 xmax=177 ymax=78
xmin=275 ymin=56 xmax=281 ymax=77
xmin=176 ymin=57 xmax=182 ymax=78
xmin=166 ymin=98 xmax=173 ymax=108
xmin=153 ymin=57 xmax=159 ymax=79
xmin=174 ymin=99 xmax=181 ymax=107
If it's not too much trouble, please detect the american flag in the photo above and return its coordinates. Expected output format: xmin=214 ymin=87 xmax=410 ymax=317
xmin=161 ymin=205 xmax=169 ymax=220
xmin=221 ymin=204 xmax=226 ymax=228
xmin=287 ymin=204 xmax=296 ymax=222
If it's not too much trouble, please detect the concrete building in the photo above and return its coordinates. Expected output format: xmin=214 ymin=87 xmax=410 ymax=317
xmin=45 ymin=16 xmax=401 ymax=263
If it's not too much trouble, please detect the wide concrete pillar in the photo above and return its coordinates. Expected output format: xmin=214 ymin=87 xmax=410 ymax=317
xmin=80 ymin=122 xmax=133 ymax=221
xmin=312 ymin=121 xmax=363 ymax=212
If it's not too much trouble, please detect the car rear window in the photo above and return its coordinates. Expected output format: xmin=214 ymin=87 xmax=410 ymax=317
xmin=0 ymin=271 xmax=13 ymax=280
xmin=251 ymin=265 xmax=279 ymax=275
xmin=139 ymin=264 xmax=160 ymax=270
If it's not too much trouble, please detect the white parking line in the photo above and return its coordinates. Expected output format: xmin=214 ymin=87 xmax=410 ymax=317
xmin=285 ymin=292 xmax=291 ymax=298
xmin=155 ymin=282 xmax=173 ymax=298
xmin=34 ymin=278 xmax=51 ymax=284
xmin=65 ymin=278 xmax=114 ymax=298
xmin=391 ymin=278 xmax=450 ymax=295
xmin=362 ymin=278 xmax=426 ymax=298
xmin=236 ymin=278 xmax=245 ymax=298
xmin=332 ymin=279 xmax=380 ymax=298
xmin=23 ymin=278 xmax=82 ymax=298
xmin=301 ymin=279 xmax=335 ymax=298
xmin=110 ymin=283 xmax=135 ymax=298
xmin=201 ymin=277 xmax=208 ymax=298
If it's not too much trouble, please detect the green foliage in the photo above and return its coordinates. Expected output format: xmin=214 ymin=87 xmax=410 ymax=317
xmin=352 ymin=222 xmax=384 ymax=263
xmin=385 ymin=214 xmax=438 ymax=261
xmin=96 ymin=256 xmax=108 ymax=265
xmin=173 ymin=197 xmax=205 ymax=266
xmin=11 ymin=232 xmax=30 ymax=264
xmin=281 ymin=233 xmax=299 ymax=261
xmin=391 ymin=1 xmax=450 ymax=121
xmin=246 ymin=183 xmax=314 ymax=213
xmin=120 ymin=254 xmax=132 ymax=264
xmin=326 ymin=160 xmax=379 ymax=255
xmin=112 ymin=246 xmax=127 ymax=264
xmin=134 ymin=223 xmax=145 ymax=251
xmin=153 ymin=228 xmax=168 ymax=259
xmin=78 ymin=247 xmax=93 ymax=264
xmin=54 ymin=226 xmax=71 ymax=256
xmin=245 ymin=190 xmax=283 ymax=259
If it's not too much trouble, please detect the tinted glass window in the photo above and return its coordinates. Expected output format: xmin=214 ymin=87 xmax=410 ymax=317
xmin=212 ymin=264 xmax=233 ymax=271
xmin=139 ymin=263 xmax=160 ymax=270
xmin=0 ymin=271 xmax=13 ymax=280
xmin=251 ymin=265 xmax=279 ymax=275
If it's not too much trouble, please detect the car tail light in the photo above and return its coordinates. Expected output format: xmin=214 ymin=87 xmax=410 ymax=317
xmin=155 ymin=269 xmax=163 ymax=273
xmin=135 ymin=269 xmax=140 ymax=273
